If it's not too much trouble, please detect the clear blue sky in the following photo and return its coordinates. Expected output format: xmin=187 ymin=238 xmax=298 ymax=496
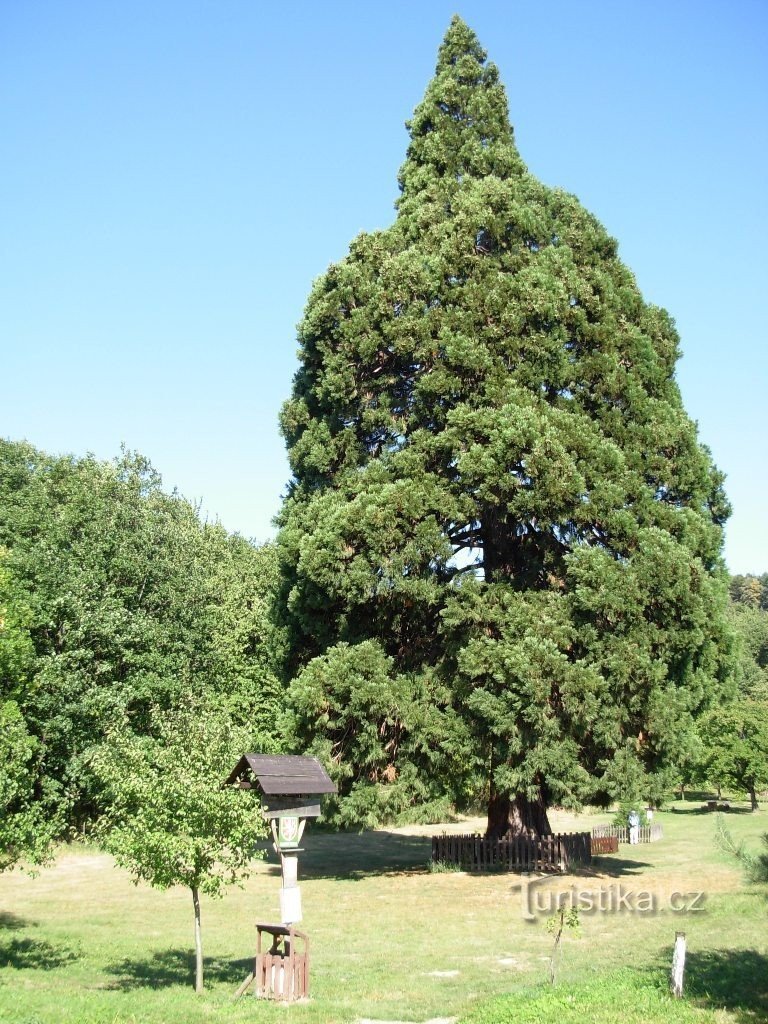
xmin=2 ymin=1 xmax=766 ymax=572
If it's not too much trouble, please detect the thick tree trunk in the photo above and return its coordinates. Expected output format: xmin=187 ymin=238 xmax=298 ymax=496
xmin=192 ymin=886 xmax=203 ymax=995
xmin=486 ymin=790 xmax=552 ymax=840
xmin=749 ymin=786 xmax=759 ymax=812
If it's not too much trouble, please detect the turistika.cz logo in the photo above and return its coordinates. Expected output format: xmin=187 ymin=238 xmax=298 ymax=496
xmin=513 ymin=876 xmax=707 ymax=922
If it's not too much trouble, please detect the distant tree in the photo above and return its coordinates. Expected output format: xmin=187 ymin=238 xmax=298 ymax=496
xmin=277 ymin=17 xmax=732 ymax=836
xmin=727 ymin=597 xmax=768 ymax=701
xmin=730 ymin=574 xmax=765 ymax=609
xmin=89 ymin=701 xmax=264 ymax=994
xmin=694 ymin=588 xmax=768 ymax=808
xmin=699 ymin=700 xmax=768 ymax=810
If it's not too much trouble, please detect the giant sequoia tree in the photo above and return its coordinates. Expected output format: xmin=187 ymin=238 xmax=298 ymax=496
xmin=277 ymin=18 xmax=732 ymax=836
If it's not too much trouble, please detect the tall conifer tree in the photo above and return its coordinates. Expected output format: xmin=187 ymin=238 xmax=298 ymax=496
xmin=277 ymin=17 xmax=732 ymax=835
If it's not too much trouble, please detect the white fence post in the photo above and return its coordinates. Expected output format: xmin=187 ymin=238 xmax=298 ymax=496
xmin=670 ymin=931 xmax=686 ymax=998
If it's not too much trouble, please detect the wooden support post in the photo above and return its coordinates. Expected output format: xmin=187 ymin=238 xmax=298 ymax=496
xmin=233 ymin=972 xmax=255 ymax=1000
xmin=670 ymin=931 xmax=686 ymax=998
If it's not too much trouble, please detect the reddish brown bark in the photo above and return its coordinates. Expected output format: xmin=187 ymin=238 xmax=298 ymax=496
xmin=486 ymin=790 xmax=552 ymax=840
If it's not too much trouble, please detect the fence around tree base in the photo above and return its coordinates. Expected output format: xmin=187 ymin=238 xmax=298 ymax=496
xmin=591 ymin=823 xmax=664 ymax=844
xmin=591 ymin=834 xmax=620 ymax=855
xmin=431 ymin=831 xmax=592 ymax=873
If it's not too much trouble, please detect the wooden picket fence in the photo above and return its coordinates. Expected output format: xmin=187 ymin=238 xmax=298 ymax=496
xmin=431 ymin=831 xmax=592 ymax=873
xmin=590 ymin=834 xmax=620 ymax=855
xmin=591 ymin=823 xmax=664 ymax=844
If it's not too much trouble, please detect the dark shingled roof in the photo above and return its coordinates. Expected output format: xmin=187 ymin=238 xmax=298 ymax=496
xmin=226 ymin=754 xmax=336 ymax=796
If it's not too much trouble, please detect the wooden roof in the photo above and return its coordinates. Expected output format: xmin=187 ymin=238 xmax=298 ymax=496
xmin=226 ymin=754 xmax=336 ymax=796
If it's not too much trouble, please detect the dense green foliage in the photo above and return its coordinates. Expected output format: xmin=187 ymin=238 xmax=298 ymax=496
xmin=90 ymin=702 xmax=265 ymax=897
xmin=730 ymin=572 xmax=768 ymax=610
xmin=696 ymin=583 xmax=768 ymax=806
xmin=277 ymin=17 xmax=732 ymax=832
xmin=682 ymin=580 xmax=768 ymax=805
xmin=699 ymin=701 xmax=768 ymax=809
xmin=0 ymin=700 xmax=61 ymax=871
xmin=0 ymin=558 xmax=62 ymax=869
xmin=728 ymin=576 xmax=768 ymax=699
xmin=0 ymin=439 xmax=283 ymax=831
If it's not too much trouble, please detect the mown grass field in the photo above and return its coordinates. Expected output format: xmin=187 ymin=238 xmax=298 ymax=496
xmin=0 ymin=801 xmax=766 ymax=1024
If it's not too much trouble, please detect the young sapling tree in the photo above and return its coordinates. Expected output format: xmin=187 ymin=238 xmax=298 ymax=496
xmin=91 ymin=701 xmax=264 ymax=993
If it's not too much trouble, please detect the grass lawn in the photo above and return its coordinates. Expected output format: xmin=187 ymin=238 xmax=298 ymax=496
xmin=0 ymin=801 xmax=766 ymax=1024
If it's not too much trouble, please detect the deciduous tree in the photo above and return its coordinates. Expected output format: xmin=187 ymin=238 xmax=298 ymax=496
xmin=90 ymin=701 xmax=264 ymax=993
xmin=0 ymin=440 xmax=284 ymax=825
xmin=699 ymin=701 xmax=768 ymax=811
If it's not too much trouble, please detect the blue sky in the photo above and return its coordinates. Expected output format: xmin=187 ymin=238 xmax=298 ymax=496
xmin=2 ymin=1 xmax=766 ymax=572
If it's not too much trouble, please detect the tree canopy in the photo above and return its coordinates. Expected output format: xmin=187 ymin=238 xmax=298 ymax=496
xmin=0 ymin=439 xmax=284 ymax=830
xmin=277 ymin=17 xmax=732 ymax=835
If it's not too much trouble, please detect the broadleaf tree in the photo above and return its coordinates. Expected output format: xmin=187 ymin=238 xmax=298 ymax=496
xmin=699 ymin=701 xmax=768 ymax=811
xmin=277 ymin=17 xmax=733 ymax=836
xmin=0 ymin=439 xmax=285 ymax=827
xmin=694 ymin=588 xmax=768 ymax=809
xmin=90 ymin=701 xmax=265 ymax=994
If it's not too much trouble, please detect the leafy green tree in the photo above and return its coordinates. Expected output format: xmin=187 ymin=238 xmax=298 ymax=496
xmin=699 ymin=701 xmax=768 ymax=810
xmin=695 ymin=586 xmax=768 ymax=809
xmin=277 ymin=17 xmax=732 ymax=836
xmin=728 ymin=598 xmax=768 ymax=700
xmin=0 ymin=440 xmax=284 ymax=825
xmin=206 ymin=537 xmax=286 ymax=747
xmin=89 ymin=701 xmax=264 ymax=994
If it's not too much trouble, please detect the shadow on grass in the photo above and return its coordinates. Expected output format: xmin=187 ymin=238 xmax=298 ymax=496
xmin=261 ymin=829 xmax=661 ymax=881
xmin=0 ymin=937 xmax=80 ymax=970
xmin=676 ymin=791 xmax=721 ymax=802
xmin=579 ymin=855 xmax=653 ymax=879
xmin=106 ymin=949 xmax=254 ymax=990
xmin=671 ymin=806 xmax=755 ymax=816
xmin=282 ymin=830 xmax=432 ymax=881
xmin=0 ymin=912 xmax=32 ymax=931
xmin=675 ymin=948 xmax=768 ymax=1023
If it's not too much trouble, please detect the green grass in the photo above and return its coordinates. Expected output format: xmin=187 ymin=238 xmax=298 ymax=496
xmin=458 ymin=967 xmax=747 ymax=1024
xmin=0 ymin=802 xmax=766 ymax=1023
